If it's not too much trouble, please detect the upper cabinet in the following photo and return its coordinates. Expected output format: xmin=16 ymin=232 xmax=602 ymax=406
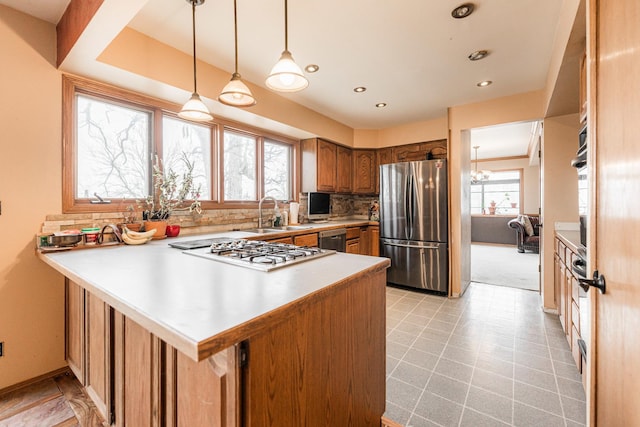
xmin=336 ymin=145 xmax=353 ymax=193
xmin=302 ymin=138 xmax=337 ymax=192
xmin=303 ymin=138 xmax=447 ymax=195
xmin=392 ymin=140 xmax=447 ymax=163
xmin=353 ymin=150 xmax=376 ymax=194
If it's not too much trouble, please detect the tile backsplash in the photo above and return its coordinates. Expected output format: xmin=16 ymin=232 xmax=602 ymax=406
xmin=40 ymin=194 xmax=380 ymax=235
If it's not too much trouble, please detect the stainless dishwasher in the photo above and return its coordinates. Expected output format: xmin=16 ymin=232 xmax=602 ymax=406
xmin=318 ymin=228 xmax=346 ymax=252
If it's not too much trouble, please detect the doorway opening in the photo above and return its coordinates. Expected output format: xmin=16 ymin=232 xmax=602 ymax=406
xmin=469 ymin=120 xmax=541 ymax=292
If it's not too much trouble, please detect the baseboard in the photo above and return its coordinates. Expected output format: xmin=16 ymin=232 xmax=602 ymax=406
xmin=542 ymin=307 xmax=559 ymax=315
xmin=0 ymin=366 xmax=71 ymax=397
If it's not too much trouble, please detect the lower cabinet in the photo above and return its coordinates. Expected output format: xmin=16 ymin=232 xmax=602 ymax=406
xmin=294 ymin=232 xmax=318 ymax=247
xmin=346 ymin=227 xmax=361 ymax=254
xmin=65 ymin=280 xmax=240 ymax=426
xmin=65 ymin=266 xmax=387 ymax=426
xmin=554 ymin=235 xmax=584 ymax=378
xmin=370 ymin=225 xmax=380 ymax=256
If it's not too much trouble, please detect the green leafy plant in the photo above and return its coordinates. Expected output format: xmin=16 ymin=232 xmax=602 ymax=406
xmin=141 ymin=154 xmax=202 ymax=221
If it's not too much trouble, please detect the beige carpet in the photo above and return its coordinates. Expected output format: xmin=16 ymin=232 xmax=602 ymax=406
xmin=471 ymin=243 xmax=540 ymax=291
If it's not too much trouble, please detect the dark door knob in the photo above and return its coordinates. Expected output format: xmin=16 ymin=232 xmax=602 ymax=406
xmin=578 ymin=270 xmax=606 ymax=294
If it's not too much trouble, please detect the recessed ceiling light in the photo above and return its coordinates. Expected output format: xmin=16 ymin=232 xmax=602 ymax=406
xmin=468 ymin=50 xmax=489 ymax=61
xmin=451 ymin=3 xmax=475 ymax=19
xmin=304 ymin=64 xmax=319 ymax=73
xmin=354 ymin=86 xmax=367 ymax=93
xmin=477 ymin=80 xmax=492 ymax=87
xmin=376 ymin=103 xmax=387 ymax=108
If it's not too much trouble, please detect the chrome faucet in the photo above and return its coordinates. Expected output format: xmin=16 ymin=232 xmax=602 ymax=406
xmin=258 ymin=196 xmax=278 ymax=228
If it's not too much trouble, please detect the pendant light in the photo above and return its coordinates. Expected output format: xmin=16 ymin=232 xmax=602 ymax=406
xmin=218 ymin=0 xmax=256 ymax=107
xmin=179 ymin=0 xmax=213 ymax=122
xmin=471 ymin=145 xmax=491 ymax=183
xmin=265 ymin=0 xmax=308 ymax=92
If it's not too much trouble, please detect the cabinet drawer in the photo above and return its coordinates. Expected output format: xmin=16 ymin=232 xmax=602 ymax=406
xmin=571 ymin=325 xmax=582 ymax=372
xmin=294 ymin=233 xmax=318 ymax=247
xmin=571 ymin=300 xmax=580 ymax=335
xmin=267 ymin=236 xmax=294 ymax=244
xmin=346 ymin=227 xmax=360 ymax=240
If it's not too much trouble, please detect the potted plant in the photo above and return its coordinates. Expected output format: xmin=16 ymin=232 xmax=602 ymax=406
xmin=119 ymin=204 xmax=143 ymax=232
xmin=141 ymin=154 xmax=202 ymax=238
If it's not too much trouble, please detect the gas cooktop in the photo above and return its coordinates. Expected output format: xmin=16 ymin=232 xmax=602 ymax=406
xmin=183 ymin=239 xmax=335 ymax=271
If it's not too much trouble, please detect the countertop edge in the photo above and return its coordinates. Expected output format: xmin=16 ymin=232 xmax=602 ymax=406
xmin=194 ymin=258 xmax=391 ymax=360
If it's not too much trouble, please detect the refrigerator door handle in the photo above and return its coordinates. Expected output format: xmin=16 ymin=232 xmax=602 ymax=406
xmin=404 ymin=172 xmax=411 ymax=238
xmin=382 ymin=240 xmax=440 ymax=250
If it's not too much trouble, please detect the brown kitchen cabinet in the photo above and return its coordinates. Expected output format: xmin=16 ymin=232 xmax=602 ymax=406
xmin=65 ymin=279 xmax=113 ymax=422
xmin=376 ymin=148 xmax=393 ymax=194
xmin=265 ymin=236 xmax=294 ymax=244
xmin=359 ymin=226 xmax=370 ymax=255
xmin=336 ymin=145 xmax=353 ymax=193
xmin=301 ymin=138 xmax=337 ymax=192
xmin=352 ymin=150 xmax=376 ymax=194
xmin=63 ymin=264 xmax=387 ymax=426
xmin=370 ymin=225 xmax=380 ymax=256
xmin=346 ymin=227 xmax=360 ymax=254
xmin=392 ymin=140 xmax=447 ymax=163
xmin=65 ymin=279 xmax=85 ymax=384
xmin=85 ymin=292 xmax=112 ymax=422
xmin=294 ymin=232 xmax=318 ymax=247
xmin=554 ymin=234 xmax=584 ymax=378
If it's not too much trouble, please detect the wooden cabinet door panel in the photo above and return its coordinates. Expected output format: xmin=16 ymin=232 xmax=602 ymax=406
xmin=370 ymin=226 xmax=380 ymax=257
xmin=336 ymin=145 xmax=352 ymax=193
xmin=353 ymin=150 xmax=376 ymax=194
xmin=346 ymin=239 xmax=360 ymax=254
xmin=114 ymin=313 xmax=157 ymax=427
xmin=359 ymin=227 xmax=370 ymax=256
xmin=85 ymin=293 xmax=111 ymax=422
xmin=66 ymin=279 xmax=85 ymax=384
xmin=266 ymin=236 xmax=294 ymax=244
xmin=175 ymin=346 xmax=240 ymax=427
xmin=317 ymin=140 xmax=337 ymax=192
xmin=294 ymin=233 xmax=318 ymax=247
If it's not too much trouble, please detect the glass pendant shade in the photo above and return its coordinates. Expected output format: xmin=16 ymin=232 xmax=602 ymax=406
xmin=470 ymin=145 xmax=491 ymax=183
xmin=219 ymin=73 xmax=256 ymax=107
xmin=179 ymin=93 xmax=213 ymax=121
xmin=180 ymin=0 xmax=212 ymax=122
xmin=266 ymin=50 xmax=308 ymax=92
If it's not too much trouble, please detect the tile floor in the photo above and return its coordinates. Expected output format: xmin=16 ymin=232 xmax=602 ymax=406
xmin=384 ymin=282 xmax=586 ymax=427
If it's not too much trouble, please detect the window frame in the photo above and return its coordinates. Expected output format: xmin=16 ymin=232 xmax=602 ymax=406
xmin=62 ymin=75 xmax=299 ymax=213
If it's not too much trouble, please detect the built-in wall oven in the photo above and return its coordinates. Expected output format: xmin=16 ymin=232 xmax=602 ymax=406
xmin=571 ymin=123 xmax=589 ymax=363
xmin=572 ymin=123 xmax=588 ymax=251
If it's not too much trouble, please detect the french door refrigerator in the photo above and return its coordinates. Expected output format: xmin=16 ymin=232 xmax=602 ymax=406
xmin=379 ymin=159 xmax=448 ymax=293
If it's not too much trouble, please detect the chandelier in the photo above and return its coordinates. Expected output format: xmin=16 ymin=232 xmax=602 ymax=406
xmin=471 ymin=145 xmax=491 ymax=183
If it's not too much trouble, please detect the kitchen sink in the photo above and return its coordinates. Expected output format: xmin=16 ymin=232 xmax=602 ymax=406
xmin=243 ymin=228 xmax=280 ymax=233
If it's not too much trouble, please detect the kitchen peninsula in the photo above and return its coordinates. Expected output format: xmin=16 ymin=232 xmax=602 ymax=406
xmin=39 ymin=231 xmax=389 ymax=426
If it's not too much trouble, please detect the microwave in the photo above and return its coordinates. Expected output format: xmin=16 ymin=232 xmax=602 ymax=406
xmin=572 ymin=124 xmax=588 ymax=250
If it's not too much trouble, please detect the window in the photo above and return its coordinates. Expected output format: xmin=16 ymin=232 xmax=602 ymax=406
xmin=223 ymin=130 xmax=257 ymax=201
xmin=263 ymin=140 xmax=292 ymax=200
xmin=221 ymin=129 xmax=295 ymax=203
xmin=471 ymin=169 xmax=522 ymax=215
xmin=63 ymin=75 xmax=298 ymax=213
xmin=76 ymin=94 xmax=151 ymax=200
xmin=162 ymin=116 xmax=212 ymax=200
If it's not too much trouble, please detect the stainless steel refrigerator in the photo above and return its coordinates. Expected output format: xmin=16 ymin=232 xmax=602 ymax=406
xmin=379 ymin=159 xmax=448 ymax=293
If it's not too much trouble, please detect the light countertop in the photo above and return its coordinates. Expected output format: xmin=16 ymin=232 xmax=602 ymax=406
xmin=39 ymin=222 xmax=388 ymax=362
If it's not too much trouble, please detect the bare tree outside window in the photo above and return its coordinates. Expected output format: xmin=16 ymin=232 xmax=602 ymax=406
xmin=163 ymin=116 xmax=212 ymax=200
xmin=76 ymin=95 xmax=150 ymax=199
xmin=224 ymin=131 xmax=256 ymax=201
xmin=264 ymin=140 xmax=291 ymax=200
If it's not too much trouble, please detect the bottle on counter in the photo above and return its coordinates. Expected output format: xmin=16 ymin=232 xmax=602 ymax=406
xmin=273 ymin=205 xmax=282 ymax=227
xmin=282 ymin=210 xmax=289 ymax=226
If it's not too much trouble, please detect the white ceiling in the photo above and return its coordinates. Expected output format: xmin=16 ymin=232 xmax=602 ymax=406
xmin=0 ymin=0 xmax=567 ymax=157
xmin=470 ymin=121 xmax=538 ymax=159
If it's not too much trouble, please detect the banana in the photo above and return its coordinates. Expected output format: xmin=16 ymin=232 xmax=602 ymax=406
xmin=122 ymin=227 xmax=157 ymax=239
xmin=121 ymin=231 xmax=152 ymax=245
